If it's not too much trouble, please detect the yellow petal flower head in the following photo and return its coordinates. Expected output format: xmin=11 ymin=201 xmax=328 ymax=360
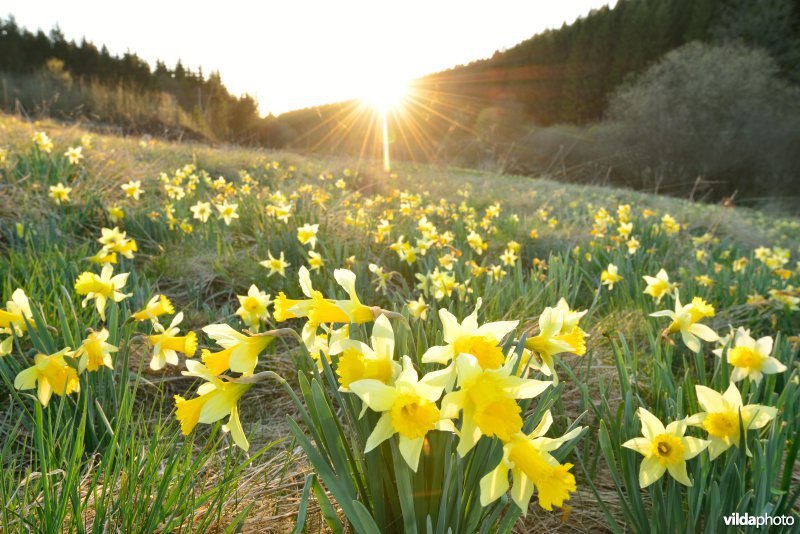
xmin=642 ymin=269 xmax=675 ymax=303
xmin=349 ymin=355 xmax=453 ymax=471
xmin=480 ymin=411 xmax=584 ymax=513
xmin=407 ymin=295 xmax=428 ymax=320
xmin=215 ymin=202 xmax=239 ymax=225
xmin=174 ymin=360 xmax=252 ymax=450
xmin=148 ymin=312 xmax=197 ymax=370
xmin=235 ymin=285 xmax=272 ymax=333
xmin=421 ymin=298 xmax=519 ymax=385
xmin=725 ymin=327 xmax=786 ymax=384
xmin=74 ymin=264 xmax=132 ymax=321
xmin=308 ymin=250 xmax=325 ymax=271
xmin=260 ymin=251 xmax=289 ymax=278
xmin=14 ymin=347 xmax=79 ymax=407
xmin=308 ymin=269 xmax=376 ymax=325
xmin=331 ymin=314 xmax=401 ymax=391
xmin=64 ymin=146 xmax=83 ymax=165
xmin=601 ymin=263 xmax=622 ymax=290
xmin=74 ymin=328 xmax=118 ymax=373
xmin=687 ymin=383 xmax=777 ymax=459
xmin=131 ymin=294 xmax=175 ymax=322
xmin=0 ymin=288 xmax=35 ymax=356
xmin=201 ymin=323 xmax=273 ymax=376
xmin=524 ymin=299 xmax=588 ymax=385
xmin=97 ymin=227 xmax=138 ymax=260
xmin=32 ymin=131 xmax=53 ymax=153
xmin=121 ymin=180 xmax=143 ymax=200
xmin=297 ymin=223 xmax=320 ymax=249
xmin=650 ymin=292 xmax=718 ymax=353
xmin=190 ymin=201 xmax=212 ymax=223
xmin=440 ymin=354 xmax=551 ymax=457
xmin=49 ymin=183 xmax=72 ymax=205
xmin=622 ymin=407 xmax=709 ymax=488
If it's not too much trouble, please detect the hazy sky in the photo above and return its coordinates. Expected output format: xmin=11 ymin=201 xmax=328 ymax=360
xmin=5 ymin=1 xmax=615 ymax=115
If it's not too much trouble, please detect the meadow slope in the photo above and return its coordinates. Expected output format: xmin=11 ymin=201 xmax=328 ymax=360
xmin=0 ymin=113 xmax=798 ymax=532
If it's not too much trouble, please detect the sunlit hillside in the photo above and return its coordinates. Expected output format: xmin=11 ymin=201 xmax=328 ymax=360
xmin=1 ymin=114 xmax=798 ymax=532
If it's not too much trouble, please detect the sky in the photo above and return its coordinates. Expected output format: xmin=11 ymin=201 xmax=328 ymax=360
xmin=4 ymin=1 xmax=615 ymax=115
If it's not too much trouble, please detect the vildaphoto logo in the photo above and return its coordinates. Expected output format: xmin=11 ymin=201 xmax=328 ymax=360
xmin=723 ymin=512 xmax=795 ymax=528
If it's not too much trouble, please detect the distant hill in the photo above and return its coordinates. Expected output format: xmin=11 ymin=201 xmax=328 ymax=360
xmin=265 ymin=0 xmax=800 ymax=167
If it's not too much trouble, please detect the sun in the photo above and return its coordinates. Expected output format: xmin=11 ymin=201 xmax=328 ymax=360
xmin=360 ymin=77 xmax=410 ymax=114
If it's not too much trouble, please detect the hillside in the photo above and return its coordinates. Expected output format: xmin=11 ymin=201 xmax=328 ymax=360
xmin=1 ymin=112 xmax=798 ymax=531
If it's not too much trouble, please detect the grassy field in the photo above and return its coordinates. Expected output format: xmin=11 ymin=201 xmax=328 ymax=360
xmin=0 ymin=113 xmax=798 ymax=533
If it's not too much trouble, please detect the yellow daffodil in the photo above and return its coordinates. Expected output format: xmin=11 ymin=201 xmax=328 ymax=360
xmin=0 ymin=288 xmax=35 ymax=356
xmin=49 ymin=183 xmax=72 ymax=205
xmin=297 ymin=223 xmax=320 ymax=249
xmin=467 ymin=231 xmax=488 ymax=254
xmin=643 ymin=269 xmax=675 ymax=303
xmin=201 ymin=323 xmax=273 ymax=375
xmin=622 ymin=408 xmax=709 ymax=488
xmin=407 ymin=295 xmax=428 ymax=320
xmin=687 ymin=383 xmax=777 ymax=459
xmin=650 ymin=293 xmax=718 ymax=353
xmin=14 ymin=347 xmax=79 ymax=407
xmin=132 ymin=294 xmax=175 ymax=322
xmin=215 ymin=202 xmax=239 ymax=225
xmin=33 ymin=131 xmax=53 ymax=153
xmin=98 ymin=227 xmax=138 ymax=259
xmin=725 ymin=328 xmax=786 ymax=384
xmin=73 ymin=328 xmax=117 ymax=372
xmin=421 ymin=298 xmax=518 ymax=382
xmin=107 ymin=205 xmax=125 ymax=223
xmin=64 ymin=146 xmax=83 ymax=165
xmin=304 ymin=323 xmax=350 ymax=370
xmin=74 ymin=264 xmax=131 ymax=321
xmin=261 ymin=251 xmax=289 ymax=278
xmin=121 ymin=180 xmax=143 ymax=200
xmin=349 ymin=355 xmax=453 ymax=471
xmin=148 ymin=312 xmax=197 ymax=370
xmin=308 ymin=250 xmax=324 ymax=271
xmin=190 ymin=201 xmax=212 ymax=223
xmin=440 ymin=354 xmax=551 ymax=456
xmin=524 ymin=299 xmax=587 ymax=384
xmin=331 ymin=314 xmax=401 ymax=391
xmin=480 ymin=410 xmax=584 ymax=513
xmin=235 ymin=285 xmax=271 ymax=332
xmin=601 ymin=263 xmax=622 ymax=290
xmin=174 ymin=360 xmax=252 ymax=450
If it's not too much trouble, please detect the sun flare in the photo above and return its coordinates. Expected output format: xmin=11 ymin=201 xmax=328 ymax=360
xmin=360 ymin=77 xmax=411 ymax=114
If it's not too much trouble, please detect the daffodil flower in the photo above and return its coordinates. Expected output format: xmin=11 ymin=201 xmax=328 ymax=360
xmin=725 ymin=328 xmax=786 ymax=383
xmin=132 ymin=294 xmax=175 ymax=322
xmin=331 ymin=314 xmax=401 ymax=391
xmin=0 ymin=288 xmax=35 ymax=356
xmin=642 ymin=269 xmax=675 ymax=303
xmin=235 ymin=285 xmax=272 ymax=332
xmin=297 ymin=223 xmax=320 ymax=249
xmin=650 ymin=292 xmax=718 ymax=353
xmin=687 ymin=383 xmax=777 ymax=459
xmin=148 ymin=313 xmax=197 ymax=370
xmin=441 ymin=354 xmax=552 ymax=456
xmin=201 ymin=323 xmax=273 ymax=375
xmin=261 ymin=251 xmax=289 ymax=277
xmin=74 ymin=264 xmax=131 ymax=321
xmin=480 ymin=411 xmax=584 ymax=513
xmin=14 ymin=347 xmax=80 ymax=407
xmin=73 ymin=328 xmax=117 ymax=372
xmin=601 ymin=263 xmax=622 ymax=290
xmin=622 ymin=407 xmax=709 ymax=488
xmin=349 ymin=355 xmax=453 ymax=471
xmin=421 ymin=298 xmax=518 ymax=374
xmin=174 ymin=360 xmax=252 ymax=450
xmin=524 ymin=299 xmax=587 ymax=384
xmin=273 ymin=267 xmax=317 ymax=321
